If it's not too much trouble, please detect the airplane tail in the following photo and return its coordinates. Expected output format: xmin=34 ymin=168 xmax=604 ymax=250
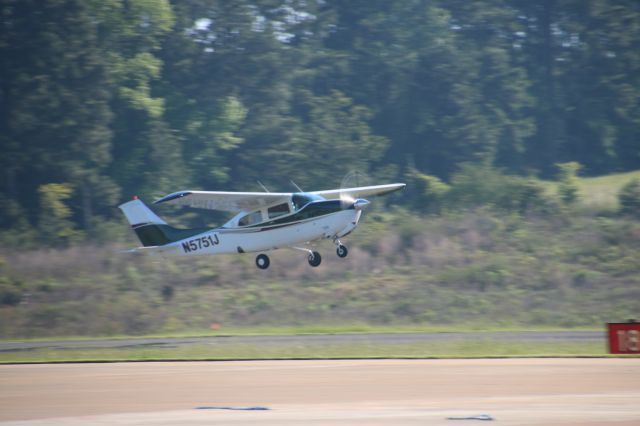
xmin=119 ymin=198 xmax=206 ymax=247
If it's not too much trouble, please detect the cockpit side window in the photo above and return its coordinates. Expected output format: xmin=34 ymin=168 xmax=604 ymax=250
xmin=267 ymin=203 xmax=290 ymax=219
xmin=291 ymin=193 xmax=324 ymax=211
xmin=238 ymin=211 xmax=263 ymax=226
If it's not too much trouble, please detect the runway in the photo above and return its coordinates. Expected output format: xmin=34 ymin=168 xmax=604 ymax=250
xmin=1 ymin=359 xmax=639 ymax=425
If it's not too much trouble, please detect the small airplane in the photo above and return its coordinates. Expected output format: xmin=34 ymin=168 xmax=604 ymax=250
xmin=119 ymin=183 xmax=405 ymax=269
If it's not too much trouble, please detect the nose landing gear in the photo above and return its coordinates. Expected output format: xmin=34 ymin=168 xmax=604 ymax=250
xmin=333 ymin=237 xmax=348 ymax=258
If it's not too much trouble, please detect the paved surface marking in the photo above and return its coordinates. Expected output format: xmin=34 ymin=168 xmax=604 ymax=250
xmin=1 ymin=359 xmax=639 ymax=425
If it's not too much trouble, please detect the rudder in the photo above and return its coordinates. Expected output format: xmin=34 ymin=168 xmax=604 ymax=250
xmin=119 ymin=198 xmax=209 ymax=247
xmin=119 ymin=198 xmax=171 ymax=247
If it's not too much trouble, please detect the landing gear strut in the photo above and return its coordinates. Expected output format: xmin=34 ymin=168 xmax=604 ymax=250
xmin=256 ymin=253 xmax=270 ymax=269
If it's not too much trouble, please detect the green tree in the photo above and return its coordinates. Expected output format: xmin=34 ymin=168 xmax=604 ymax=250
xmin=180 ymin=96 xmax=247 ymax=188
xmin=91 ymin=0 xmax=182 ymax=199
xmin=515 ymin=0 xmax=640 ymax=175
xmin=160 ymin=0 xmax=298 ymax=191
xmin=556 ymin=162 xmax=581 ymax=205
xmin=559 ymin=1 xmax=640 ymax=174
xmin=2 ymin=0 xmax=640 ymax=242
xmin=38 ymin=184 xmax=79 ymax=245
xmin=239 ymin=90 xmax=388 ymax=189
xmin=321 ymin=1 xmax=535 ymax=179
xmin=0 ymin=0 xmax=117 ymax=232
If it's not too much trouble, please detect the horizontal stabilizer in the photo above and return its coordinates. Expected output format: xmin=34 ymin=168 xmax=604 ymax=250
xmin=120 ymin=245 xmax=177 ymax=256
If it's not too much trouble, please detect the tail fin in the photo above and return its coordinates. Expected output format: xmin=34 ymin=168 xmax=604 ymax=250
xmin=119 ymin=198 xmax=207 ymax=247
xmin=119 ymin=199 xmax=170 ymax=247
xmin=119 ymin=199 xmax=167 ymax=228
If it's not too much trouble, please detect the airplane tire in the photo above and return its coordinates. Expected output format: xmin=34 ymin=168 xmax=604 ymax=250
xmin=256 ymin=254 xmax=270 ymax=269
xmin=308 ymin=251 xmax=322 ymax=267
xmin=336 ymin=245 xmax=348 ymax=258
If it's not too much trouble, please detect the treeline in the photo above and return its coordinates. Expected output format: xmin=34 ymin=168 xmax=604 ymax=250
xmin=1 ymin=0 xmax=639 ymax=243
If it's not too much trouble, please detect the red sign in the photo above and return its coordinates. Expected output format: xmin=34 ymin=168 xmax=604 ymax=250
xmin=608 ymin=323 xmax=640 ymax=354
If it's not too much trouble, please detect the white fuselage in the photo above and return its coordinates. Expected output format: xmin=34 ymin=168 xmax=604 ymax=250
xmin=164 ymin=209 xmax=361 ymax=257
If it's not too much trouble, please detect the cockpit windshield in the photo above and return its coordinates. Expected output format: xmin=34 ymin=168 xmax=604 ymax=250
xmin=291 ymin=193 xmax=324 ymax=211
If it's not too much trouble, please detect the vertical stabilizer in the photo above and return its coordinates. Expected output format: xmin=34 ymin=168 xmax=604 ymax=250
xmin=119 ymin=198 xmax=208 ymax=247
xmin=119 ymin=199 xmax=170 ymax=247
xmin=119 ymin=199 xmax=167 ymax=227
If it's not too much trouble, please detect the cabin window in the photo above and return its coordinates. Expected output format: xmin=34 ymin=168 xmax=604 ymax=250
xmin=238 ymin=211 xmax=263 ymax=226
xmin=268 ymin=203 xmax=289 ymax=219
xmin=291 ymin=193 xmax=324 ymax=211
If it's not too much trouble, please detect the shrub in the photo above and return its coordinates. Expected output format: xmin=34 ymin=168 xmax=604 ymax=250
xmin=499 ymin=178 xmax=551 ymax=214
xmin=410 ymin=171 xmax=450 ymax=213
xmin=446 ymin=163 xmax=504 ymax=208
xmin=556 ymin=162 xmax=581 ymax=205
xmin=618 ymin=178 xmax=640 ymax=217
xmin=445 ymin=164 xmax=552 ymax=214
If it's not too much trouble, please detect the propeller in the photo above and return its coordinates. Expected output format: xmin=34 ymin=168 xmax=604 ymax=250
xmin=339 ymin=170 xmax=370 ymax=210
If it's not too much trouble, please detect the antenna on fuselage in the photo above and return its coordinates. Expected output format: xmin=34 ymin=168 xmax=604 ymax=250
xmin=257 ymin=180 xmax=270 ymax=192
xmin=290 ymin=180 xmax=304 ymax=192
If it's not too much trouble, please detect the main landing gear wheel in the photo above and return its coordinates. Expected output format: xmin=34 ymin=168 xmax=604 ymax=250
xmin=256 ymin=254 xmax=270 ymax=269
xmin=308 ymin=251 xmax=322 ymax=267
xmin=336 ymin=245 xmax=348 ymax=258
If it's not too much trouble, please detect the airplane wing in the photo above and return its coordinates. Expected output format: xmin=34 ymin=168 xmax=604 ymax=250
xmin=154 ymin=183 xmax=406 ymax=212
xmin=154 ymin=191 xmax=291 ymax=212
xmin=311 ymin=183 xmax=406 ymax=200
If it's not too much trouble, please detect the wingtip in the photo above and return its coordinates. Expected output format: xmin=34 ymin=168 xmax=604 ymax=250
xmin=388 ymin=182 xmax=407 ymax=191
xmin=154 ymin=191 xmax=192 ymax=205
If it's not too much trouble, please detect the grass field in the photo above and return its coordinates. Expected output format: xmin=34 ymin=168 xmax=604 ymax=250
xmin=0 ymin=339 xmax=616 ymax=364
xmin=0 ymin=324 xmax=603 ymax=343
xmin=1 ymin=327 xmax=614 ymax=363
xmin=573 ymin=170 xmax=640 ymax=209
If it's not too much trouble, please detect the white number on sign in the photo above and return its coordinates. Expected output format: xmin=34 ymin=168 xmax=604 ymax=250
xmin=617 ymin=330 xmax=639 ymax=352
